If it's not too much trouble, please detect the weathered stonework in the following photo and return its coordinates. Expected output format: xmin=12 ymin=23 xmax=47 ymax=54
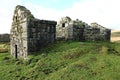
xmin=84 ymin=22 xmax=111 ymax=41
xmin=0 ymin=34 xmax=10 ymax=43
xmin=10 ymin=5 xmax=57 ymax=58
xmin=10 ymin=5 xmax=111 ymax=59
xmin=27 ymin=19 xmax=56 ymax=52
xmin=56 ymin=17 xmax=73 ymax=40
xmin=56 ymin=16 xmax=111 ymax=41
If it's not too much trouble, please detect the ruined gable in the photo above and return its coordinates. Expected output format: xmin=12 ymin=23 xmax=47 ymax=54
xmin=56 ymin=17 xmax=87 ymax=41
xmin=10 ymin=5 xmax=30 ymax=58
xmin=10 ymin=5 xmax=57 ymax=59
xmin=56 ymin=16 xmax=73 ymax=40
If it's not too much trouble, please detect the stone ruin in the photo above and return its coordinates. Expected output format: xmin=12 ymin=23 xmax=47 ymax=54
xmin=10 ymin=5 xmax=57 ymax=58
xmin=56 ymin=16 xmax=111 ymax=41
xmin=10 ymin=5 xmax=111 ymax=59
xmin=0 ymin=34 xmax=10 ymax=43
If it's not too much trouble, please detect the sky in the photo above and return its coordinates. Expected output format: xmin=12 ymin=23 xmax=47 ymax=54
xmin=0 ymin=0 xmax=120 ymax=33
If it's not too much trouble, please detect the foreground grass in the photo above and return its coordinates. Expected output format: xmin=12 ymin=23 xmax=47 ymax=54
xmin=0 ymin=41 xmax=120 ymax=80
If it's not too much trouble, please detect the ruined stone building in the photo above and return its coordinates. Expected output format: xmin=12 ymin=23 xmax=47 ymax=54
xmin=0 ymin=34 xmax=10 ymax=43
xmin=56 ymin=16 xmax=111 ymax=41
xmin=10 ymin=5 xmax=111 ymax=59
xmin=10 ymin=5 xmax=57 ymax=58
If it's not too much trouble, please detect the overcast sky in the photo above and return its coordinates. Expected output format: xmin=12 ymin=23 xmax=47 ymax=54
xmin=0 ymin=0 xmax=120 ymax=33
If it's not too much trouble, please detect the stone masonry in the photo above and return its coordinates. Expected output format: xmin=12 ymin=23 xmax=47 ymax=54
xmin=56 ymin=16 xmax=111 ymax=41
xmin=10 ymin=5 xmax=57 ymax=58
xmin=10 ymin=5 xmax=111 ymax=59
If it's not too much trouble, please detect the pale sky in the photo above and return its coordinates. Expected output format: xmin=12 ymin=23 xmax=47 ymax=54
xmin=0 ymin=0 xmax=120 ymax=33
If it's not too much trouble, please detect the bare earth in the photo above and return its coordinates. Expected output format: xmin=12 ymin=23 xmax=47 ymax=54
xmin=111 ymin=30 xmax=120 ymax=42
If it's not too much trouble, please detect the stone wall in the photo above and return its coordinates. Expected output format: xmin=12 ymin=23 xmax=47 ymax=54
xmin=0 ymin=34 xmax=10 ymax=43
xmin=10 ymin=5 xmax=111 ymax=59
xmin=73 ymin=27 xmax=84 ymax=41
xmin=27 ymin=19 xmax=56 ymax=52
xmin=10 ymin=5 xmax=56 ymax=59
xmin=56 ymin=16 xmax=111 ymax=41
xmin=86 ymin=22 xmax=111 ymax=41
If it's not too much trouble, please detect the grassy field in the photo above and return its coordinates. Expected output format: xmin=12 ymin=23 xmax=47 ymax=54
xmin=0 ymin=41 xmax=120 ymax=80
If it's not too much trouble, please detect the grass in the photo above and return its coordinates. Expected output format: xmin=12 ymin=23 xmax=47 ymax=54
xmin=0 ymin=43 xmax=10 ymax=53
xmin=0 ymin=41 xmax=120 ymax=80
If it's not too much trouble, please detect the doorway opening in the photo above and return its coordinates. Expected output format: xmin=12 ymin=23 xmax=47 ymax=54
xmin=15 ymin=45 xmax=17 ymax=59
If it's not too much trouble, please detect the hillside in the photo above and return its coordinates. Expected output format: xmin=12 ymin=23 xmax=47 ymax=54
xmin=111 ymin=30 xmax=120 ymax=42
xmin=0 ymin=41 xmax=120 ymax=80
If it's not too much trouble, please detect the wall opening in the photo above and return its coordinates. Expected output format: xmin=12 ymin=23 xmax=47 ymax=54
xmin=15 ymin=45 xmax=18 ymax=59
xmin=15 ymin=16 xmax=17 ymax=22
xmin=62 ymin=23 xmax=65 ymax=27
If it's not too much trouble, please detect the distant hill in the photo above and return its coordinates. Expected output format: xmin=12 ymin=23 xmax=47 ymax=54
xmin=111 ymin=30 xmax=120 ymax=42
xmin=111 ymin=30 xmax=120 ymax=37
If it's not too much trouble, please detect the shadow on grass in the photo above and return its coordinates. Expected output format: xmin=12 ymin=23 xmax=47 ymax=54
xmin=29 ymin=41 xmax=79 ymax=56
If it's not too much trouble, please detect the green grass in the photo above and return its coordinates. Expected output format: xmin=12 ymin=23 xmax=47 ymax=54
xmin=0 ymin=43 xmax=10 ymax=53
xmin=0 ymin=41 xmax=120 ymax=80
